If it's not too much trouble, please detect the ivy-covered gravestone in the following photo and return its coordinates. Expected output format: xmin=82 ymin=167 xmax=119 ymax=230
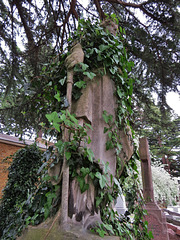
xmin=45 ymin=17 xmax=144 ymax=237
xmin=17 ymin=18 xmax=153 ymax=240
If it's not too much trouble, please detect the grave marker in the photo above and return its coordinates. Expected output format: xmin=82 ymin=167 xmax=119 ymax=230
xmin=139 ymin=137 xmax=169 ymax=240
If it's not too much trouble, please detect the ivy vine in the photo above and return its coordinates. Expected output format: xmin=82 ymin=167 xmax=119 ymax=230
xmin=0 ymin=17 xmax=154 ymax=240
xmin=44 ymin=17 xmax=153 ymax=239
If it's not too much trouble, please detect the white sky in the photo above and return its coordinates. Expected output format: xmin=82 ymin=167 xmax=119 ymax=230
xmin=167 ymin=92 xmax=180 ymax=116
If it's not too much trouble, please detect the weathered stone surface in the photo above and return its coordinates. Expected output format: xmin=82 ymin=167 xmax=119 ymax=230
xmin=72 ymin=74 xmax=117 ymax=176
xmin=65 ymin=43 xmax=84 ymax=70
xmin=139 ymin=137 xmax=169 ymax=240
xmin=167 ymin=223 xmax=180 ymax=240
xmin=144 ymin=203 xmax=170 ymax=240
xmin=49 ymin=22 xmax=134 ymax=229
xmin=17 ymin=218 xmax=120 ymax=240
xmin=70 ymin=73 xmax=134 ymax=226
xmin=139 ymin=137 xmax=154 ymax=202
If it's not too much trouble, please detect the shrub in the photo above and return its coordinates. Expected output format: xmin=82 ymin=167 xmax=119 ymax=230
xmin=137 ymin=161 xmax=179 ymax=207
xmin=0 ymin=144 xmax=42 ymax=239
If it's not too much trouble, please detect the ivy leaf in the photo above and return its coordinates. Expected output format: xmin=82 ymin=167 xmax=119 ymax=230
xmin=103 ymin=161 xmax=110 ymax=174
xmin=89 ymin=172 xmax=95 ymax=179
xmin=77 ymin=176 xmax=89 ymax=193
xmin=99 ymin=175 xmax=107 ymax=189
xmin=67 ymin=110 xmax=78 ymax=124
xmin=99 ymin=44 xmax=109 ymax=52
xmin=65 ymin=151 xmax=71 ymax=160
xmin=148 ymin=231 xmax=154 ymax=239
xmin=87 ymin=136 xmax=91 ymax=144
xmin=87 ymin=148 xmax=94 ymax=162
xmin=46 ymin=111 xmax=61 ymax=123
xmin=110 ymin=174 xmax=113 ymax=185
xmin=83 ymin=71 xmax=96 ymax=80
xmin=46 ymin=111 xmax=61 ymax=131
xmin=54 ymin=91 xmax=61 ymax=102
xmin=79 ymin=62 xmax=89 ymax=71
xmin=53 ymin=122 xmax=60 ymax=132
xmin=108 ymin=131 xmax=112 ymax=139
xmin=104 ymin=127 xmax=109 ymax=133
xmin=87 ymin=48 xmax=94 ymax=56
xmin=106 ymin=140 xmax=114 ymax=150
xmin=117 ymin=43 xmax=123 ymax=49
xmin=96 ymin=228 xmax=106 ymax=238
xmin=117 ymin=142 xmax=122 ymax=151
xmin=102 ymin=111 xmax=109 ymax=124
xmin=113 ymin=55 xmax=119 ymax=64
xmin=47 ymin=81 xmax=52 ymax=86
xmin=103 ymin=223 xmax=115 ymax=234
xmin=96 ymin=197 xmax=102 ymax=208
xmin=85 ymin=123 xmax=93 ymax=130
xmin=114 ymin=177 xmax=122 ymax=192
xmin=95 ymin=172 xmax=107 ymax=189
xmin=74 ymin=80 xmax=86 ymax=89
xmin=94 ymin=48 xmax=99 ymax=54
xmin=80 ymin=167 xmax=90 ymax=177
xmin=44 ymin=208 xmax=50 ymax=220
xmin=117 ymin=88 xmax=124 ymax=99
xmin=109 ymin=67 xmax=115 ymax=75
xmin=97 ymin=55 xmax=103 ymax=61
xmin=59 ymin=76 xmax=66 ymax=85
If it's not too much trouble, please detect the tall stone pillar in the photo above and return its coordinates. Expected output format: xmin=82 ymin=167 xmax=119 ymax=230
xmin=139 ymin=137 xmax=169 ymax=240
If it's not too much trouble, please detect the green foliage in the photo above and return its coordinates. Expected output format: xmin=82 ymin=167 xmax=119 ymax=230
xmin=69 ymin=18 xmax=134 ymax=130
xmin=0 ymin=145 xmax=42 ymax=239
xmin=0 ymin=1 xmax=178 ymax=238
xmin=46 ymin=109 xmax=152 ymax=239
xmin=151 ymin=164 xmax=178 ymax=206
xmin=0 ymin=18 xmax=153 ymax=240
xmin=137 ymin=161 xmax=179 ymax=207
xmin=0 ymin=145 xmax=60 ymax=240
xmin=0 ymin=0 xmax=179 ymax=143
xmin=40 ymin=19 xmax=152 ymax=239
xmin=134 ymin=101 xmax=180 ymax=177
xmin=70 ymin=19 xmax=152 ymax=239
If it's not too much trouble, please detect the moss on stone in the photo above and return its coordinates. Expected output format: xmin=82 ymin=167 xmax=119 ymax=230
xmin=17 ymin=217 xmax=120 ymax=240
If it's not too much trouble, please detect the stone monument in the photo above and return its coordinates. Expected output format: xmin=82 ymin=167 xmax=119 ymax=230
xmin=17 ymin=21 xmax=134 ymax=239
xmin=139 ymin=137 xmax=169 ymax=240
xmin=63 ymin=21 xmax=134 ymax=228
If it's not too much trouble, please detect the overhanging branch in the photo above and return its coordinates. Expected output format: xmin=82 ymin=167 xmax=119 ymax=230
xmin=104 ymin=0 xmax=166 ymax=24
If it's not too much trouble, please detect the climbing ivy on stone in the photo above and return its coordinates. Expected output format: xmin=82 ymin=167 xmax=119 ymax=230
xmin=43 ymin=17 xmax=152 ymax=239
xmin=0 ymin=17 xmax=153 ymax=240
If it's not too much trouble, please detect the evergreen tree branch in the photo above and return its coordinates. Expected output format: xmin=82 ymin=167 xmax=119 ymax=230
xmin=104 ymin=0 xmax=172 ymax=24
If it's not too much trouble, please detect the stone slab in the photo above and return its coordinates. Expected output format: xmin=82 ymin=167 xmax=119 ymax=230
xmin=17 ymin=219 xmax=120 ymax=240
xmin=145 ymin=203 xmax=169 ymax=240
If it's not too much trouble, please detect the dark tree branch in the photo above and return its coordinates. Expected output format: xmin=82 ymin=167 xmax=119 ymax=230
xmin=14 ymin=0 xmax=35 ymax=48
xmin=104 ymin=0 xmax=167 ymax=24
xmin=60 ymin=0 xmax=79 ymax=51
xmin=105 ymin=0 xmax=147 ymax=8
xmin=77 ymin=1 xmax=98 ymax=18
xmin=94 ymin=0 xmax=106 ymax=20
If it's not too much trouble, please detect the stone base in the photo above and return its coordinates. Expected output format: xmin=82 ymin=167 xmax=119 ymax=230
xmin=167 ymin=223 xmax=180 ymax=240
xmin=145 ymin=202 xmax=169 ymax=240
xmin=17 ymin=217 xmax=120 ymax=240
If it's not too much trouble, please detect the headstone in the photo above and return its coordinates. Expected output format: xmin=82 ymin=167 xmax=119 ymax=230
xmin=114 ymin=194 xmax=127 ymax=216
xmin=139 ymin=137 xmax=169 ymax=240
